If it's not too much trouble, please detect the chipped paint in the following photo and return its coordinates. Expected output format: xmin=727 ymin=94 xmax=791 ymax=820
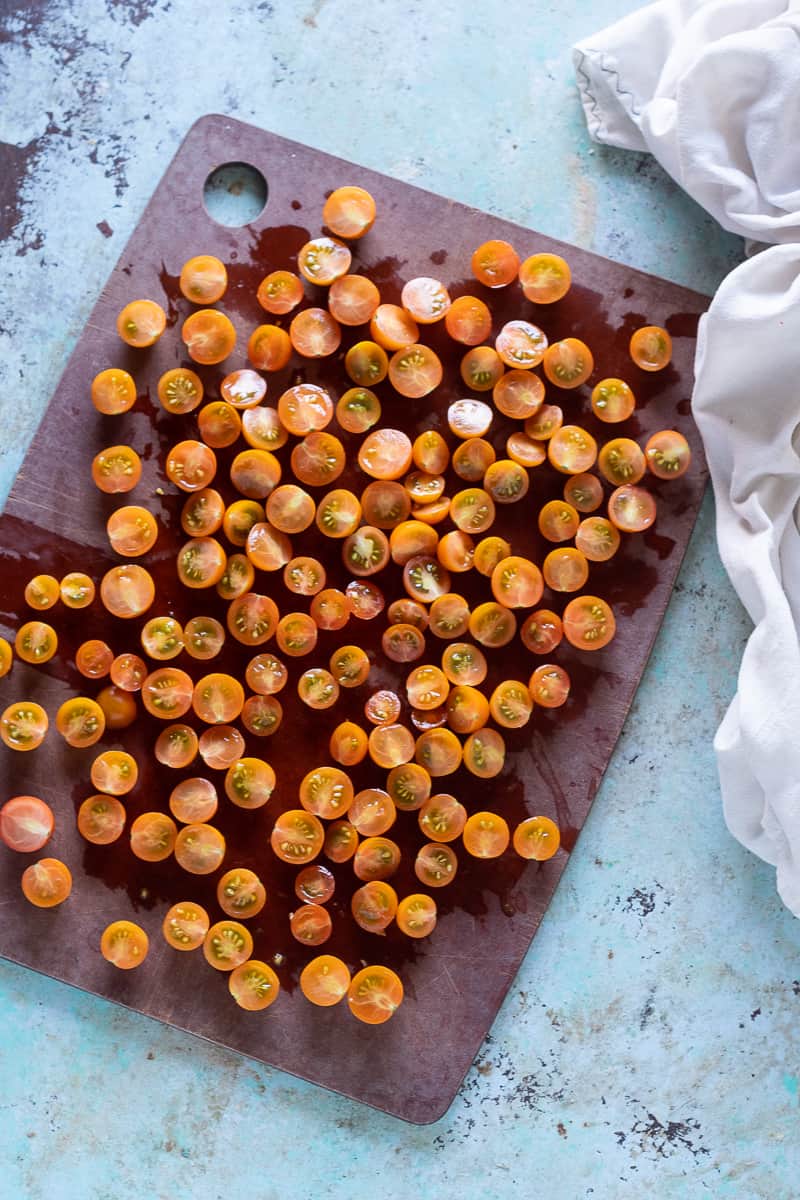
xmin=4 ymin=0 xmax=798 ymax=1198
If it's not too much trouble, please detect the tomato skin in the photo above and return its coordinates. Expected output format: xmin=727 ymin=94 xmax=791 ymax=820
xmin=100 ymin=920 xmax=149 ymax=968
xmin=94 ymin=685 xmax=136 ymax=735
xmin=22 ymin=858 xmax=72 ymax=907
xmin=0 ymin=796 xmax=54 ymax=852
xmin=323 ymin=185 xmax=376 ymax=238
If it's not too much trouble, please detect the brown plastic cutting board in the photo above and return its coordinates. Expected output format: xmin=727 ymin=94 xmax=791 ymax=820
xmin=0 ymin=115 xmax=707 ymax=1123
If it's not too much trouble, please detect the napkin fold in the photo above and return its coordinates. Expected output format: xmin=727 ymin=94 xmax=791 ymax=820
xmin=573 ymin=1 xmax=800 ymax=913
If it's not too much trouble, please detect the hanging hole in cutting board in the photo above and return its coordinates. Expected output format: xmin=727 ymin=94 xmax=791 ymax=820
xmin=203 ymin=162 xmax=267 ymax=226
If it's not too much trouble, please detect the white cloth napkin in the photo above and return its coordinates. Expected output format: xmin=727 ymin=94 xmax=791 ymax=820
xmin=573 ymin=1 xmax=800 ymax=914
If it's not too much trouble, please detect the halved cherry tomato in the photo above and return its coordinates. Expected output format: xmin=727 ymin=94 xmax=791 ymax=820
xmin=385 ymin=763 xmax=430 ymax=812
xmin=297 ymin=668 xmax=340 ymax=710
xmin=403 ymin=555 xmax=451 ymax=603
xmin=469 ymin=601 xmax=517 ymax=647
xmin=484 ymin=459 xmax=529 ymax=504
xmin=299 ymin=766 xmax=353 ymax=820
xmin=406 ymin=664 xmax=449 ymax=711
xmin=463 ymin=811 xmax=510 ymax=858
xmin=401 ymin=277 xmax=451 ymax=323
xmin=409 ymin=432 xmax=447 ymax=478
xmin=24 ymin=574 xmax=59 ymax=611
xmin=548 ymin=425 xmax=597 ymax=474
xmin=490 ymin=680 xmax=533 ymax=729
xmin=390 ymin=520 xmax=438 ymax=564
xmin=630 ymin=325 xmax=672 ymax=371
xmin=166 ymin=439 xmax=217 ymax=492
xmin=245 ymin=652 xmax=287 ymax=696
xmin=182 ymin=615 xmax=225 ymax=659
xmin=241 ymin=406 xmax=288 ymax=451
xmin=563 ymin=472 xmax=603 ymax=513
xmin=328 ymin=273 xmax=381 ymax=325
xmin=415 ymin=727 xmax=462 ymax=776
xmin=645 ymin=429 xmax=691 ymax=479
xmin=562 ymin=595 xmax=616 ymax=650
xmin=463 ymin=727 xmax=505 ymax=778
xmin=228 ymin=592 xmax=280 ymax=646
xmin=282 ymin=555 xmax=325 ymax=597
xmin=278 ymin=384 xmax=334 ymax=437
xmin=290 ymin=903 xmax=332 ymax=946
xmin=265 ymin=485 xmax=314 ymax=535
xmin=15 ymin=621 xmax=57 ymax=665
xmin=199 ymin=727 xmax=247 ymax=772
xmin=472 ymin=536 xmax=510 ymax=577
xmin=323 ymin=185 xmax=376 ymax=238
xmin=245 ymin=523 xmax=292 ymax=572
xmin=445 ymin=684 xmax=489 ymax=734
xmin=174 ymin=823 xmax=226 ymax=875
xmin=336 ymin=386 xmax=381 ymax=433
xmin=538 ymin=500 xmax=579 ymax=543
xmin=157 ymin=366 xmax=203 ymax=414
xmin=518 ymin=252 xmax=571 ymax=303
xmin=347 ymin=965 xmax=403 ymax=1024
xmin=223 ymin=499 xmax=265 ymax=546
xmin=248 ymin=324 xmax=292 ymax=369
xmin=543 ymin=338 xmax=593 ymax=388
xmin=349 ymin=581 xmax=389 ymax=616
xmin=428 ymin=593 xmax=471 ymax=638
xmin=298 ymin=236 xmax=352 ymax=284
xmin=96 ymin=685 xmax=137 ymax=730
xmin=361 ymin=481 xmax=411 ymax=530
xmin=22 ymin=858 xmax=72 ymax=907
xmin=92 ymin=444 xmax=142 ymax=494
xmin=529 ymin=663 xmax=571 ymax=708
xmin=0 ymin=795 xmax=54 ymax=852
xmin=404 ymin=470 xmax=445 ymax=504
xmin=179 ymin=254 xmax=227 ymax=303
xmin=204 ymin=921 xmax=253 ymax=971
xmin=450 ymin=488 xmax=495 ymax=533
xmin=388 ymin=598 xmax=429 ymax=630
xmin=181 ymin=488 xmax=225 ymax=537
xmin=295 ymin=864 xmax=335 ymax=906
xmin=525 ymin=404 xmax=563 ymax=440
xmin=130 ymin=811 xmax=177 ymax=862
xmin=608 ymin=485 xmax=657 ymax=532
xmin=0 ymin=638 xmax=12 ymax=679
xmin=330 ymin=720 xmax=368 ymax=766
xmin=313 ymin=491 xmax=361 ymax=542
xmin=362 ymin=690 xmax=401 ymax=729
xmin=1 ymin=701 xmax=47 ymax=751
xmin=520 ymin=608 xmax=563 ymax=655
xmin=496 ymin=320 xmax=547 ymax=369
xmin=77 ymin=794 xmax=126 ymax=845
xmin=117 ymin=299 xmax=165 ymax=348
xmin=351 ymin=880 xmax=398 ymax=932
xmin=309 ymin=588 xmax=350 ymax=631
xmin=345 ymin=339 xmax=388 ymax=386
xmin=441 ymin=641 xmax=487 ymax=686
xmin=175 ymin=537 xmax=226 ymax=588
xmin=242 ymin=694 xmax=283 ymax=737
xmin=368 ymin=723 xmax=415 ymax=769
xmin=452 ymin=437 xmax=495 ymax=482
xmin=301 ymin=955 xmax=351 ymax=1006
xmin=513 ymin=815 xmax=561 ymax=860
xmin=162 ymin=902 xmax=210 ymax=951
xmin=221 ymin=368 xmax=268 ymax=409
xmin=491 ymin=556 xmax=543 ymax=608
xmin=445 ymin=294 xmax=492 ymax=345
xmin=460 ymin=347 xmax=503 ymax=392
xmin=225 ymin=757 xmax=276 ymax=809
xmin=598 ymin=437 xmax=646 ymax=486
xmin=291 ymin=431 xmax=345 ymax=489
xmin=437 ymin=530 xmax=475 ymax=572
xmin=91 ymin=367 xmax=136 ymax=415
xmin=100 ymin=920 xmax=148 ymax=967
xmin=349 ymin=789 xmax=396 ymax=837
xmin=230 ymin=962 xmax=280 ymax=1016
xmin=370 ymin=303 xmax=419 ymax=350
xmin=182 ymin=309 xmax=236 ymax=365
xmin=493 ymin=369 xmax=545 ymax=419
xmin=61 ymin=572 xmax=96 ymax=609
xmin=105 ymin=506 xmax=157 ymax=557
xmin=276 ymin=611 xmax=318 ymax=656
xmin=543 ymin=547 xmax=589 ymax=592
xmin=230 ymin=449 xmax=282 ymax=500
xmin=358 ymin=428 xmax=413 ymax=480
xmin=326 ymin=646 xmax=369 ymax=690
xmin=110 ymin=652 xmax=146 ymax=691
xmin=55 ymin=697 xmax=104 ymax=747
xmin=506 ymin=432 xmax=546 ymax=468
xmin=91 ymin=749 xmax=138 ymax=795
xmin=397 ymin=894 xmax=437 ymax=938
xmin=190 ymin=673 xmax=243 ymax=725
xmin=141 ymin=667 xmax=194 ymax=719
xmin=324 ymin=819 xmax=359 ymax=863
xmin=418 ymin=793 xmax=467 ymax=843
xmin=382 ymin=623 xmax=425 ymax=663
xmin=576 ymin=516 xmax=621 ymax=562
xmin=472 ymin=239 xmax=519 ymax=287
xmin=155 ymin=724 xmax=199 ymax=770
xmin=591 ymin=377 xmax=635 ymax=423
xmin=342 ymin=525 xmax=389 ymax=576
xmin=415 ymin=842 xmax=457 ymax=887
xmin=388 ymin=344 xmax=443 ymax=398
xmin=271 ymin=809 xmax=325 ymax=864
xmin=289 ymin=307 xmax=341 ymax=357
xmin=169 ymin=777 xmax=218 ymax=823
xmin=353 ymin=836 xmax=401 ymax=881
xmin=257 ymin=269 xmax=304 ymax=315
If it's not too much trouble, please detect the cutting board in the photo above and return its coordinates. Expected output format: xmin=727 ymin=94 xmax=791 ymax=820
xmin=0 ymin=115 xmax=707 ymax=1123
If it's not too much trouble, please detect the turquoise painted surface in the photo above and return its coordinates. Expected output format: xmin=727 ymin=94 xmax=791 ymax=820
xmin=2 ymin=1 xmax=798 ymax=1197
